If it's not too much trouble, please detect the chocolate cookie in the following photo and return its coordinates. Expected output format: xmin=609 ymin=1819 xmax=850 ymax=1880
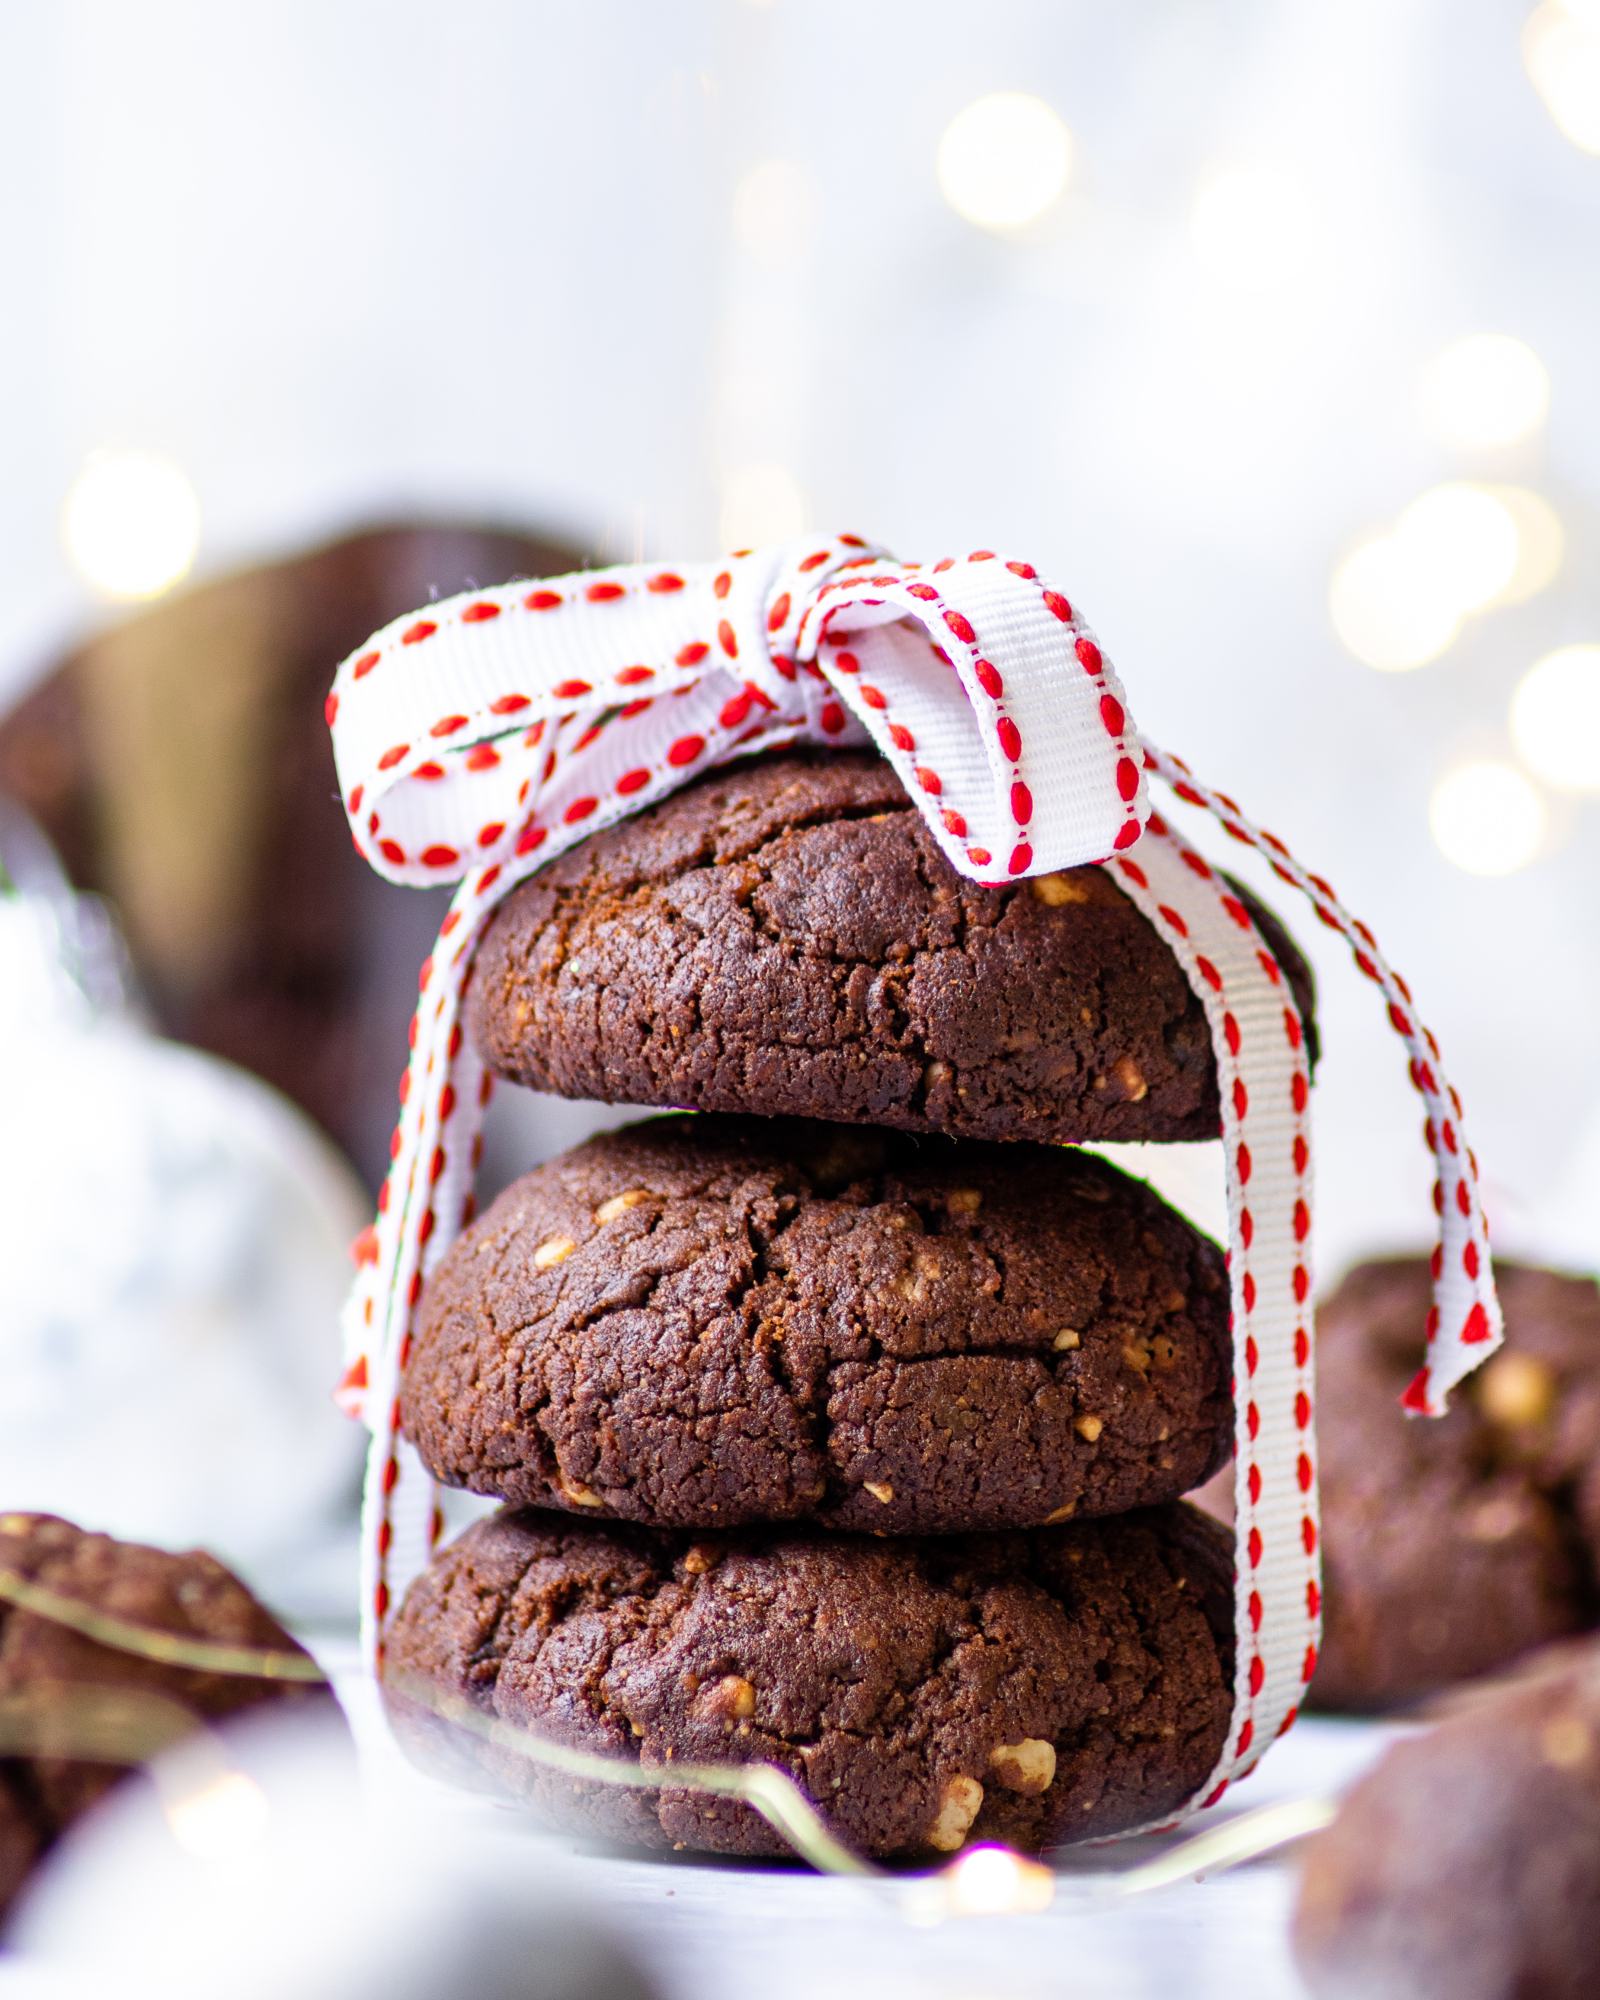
xmin=0 ymin=1514 xmax=336 ymax=1922
xmin=463 ymin=751 xmax=1315 ymax=1147
xmin=1293 ymin=1644 xmax=1600 ymax=2000
xmin=403 ymin=1115 xmax=1232 ymax=1534
xmin=1304 ymin=1258 xmax=1600 ymax=1709
xmin=383 ymin=1504 xmax=1234 ymax=1860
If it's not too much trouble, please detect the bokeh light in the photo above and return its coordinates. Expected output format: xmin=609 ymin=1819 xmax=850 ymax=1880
xmin=1189 ymin=164 xmax=1317 ymax=291
xmin=942 ymin=1844 xmax=1056 ymax=1917
xmin=1486 ymin=485 xmax=1565 ymax=604
xmin=1330 ymin=482 xmax=1562 ymax=670
xmin=936 ymin=93 xmax=1073 ymax=233
xmin=1524 ymin=2 xmax=1600 ymax=154
xmin=1510 ymin=644 xmax=1600 ymax=791
xmin=1418 ymin=333 xmax=1550 ymax=450
xmin=62 ymin=450 xmax=201 ymax=601
xmin=1393 ymin=484 xmax=1520 ymax=615
xmin=1329 ymin=534 xmax=1461 ymax=672
xmin=1429 ymin=759 xmax=1548 ymax=876
xmin=718 ymin=461 xmax=807 ymax=548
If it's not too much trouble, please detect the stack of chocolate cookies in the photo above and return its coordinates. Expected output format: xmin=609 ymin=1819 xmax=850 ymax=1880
xmin=384 ymin=752 xmax=1316 ymax=1861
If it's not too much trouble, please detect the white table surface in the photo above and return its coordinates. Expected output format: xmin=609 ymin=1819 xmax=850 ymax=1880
xmin=326 ymin=1637 xmax=1394 ymax=2000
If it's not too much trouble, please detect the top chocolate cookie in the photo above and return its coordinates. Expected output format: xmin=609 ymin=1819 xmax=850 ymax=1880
xmin=464 ymin=752 xmax=1315 ymax=1145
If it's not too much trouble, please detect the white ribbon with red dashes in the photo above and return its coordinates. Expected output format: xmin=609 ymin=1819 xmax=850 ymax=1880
xmin=328 ymin=533 xmax=1502 ymax=1833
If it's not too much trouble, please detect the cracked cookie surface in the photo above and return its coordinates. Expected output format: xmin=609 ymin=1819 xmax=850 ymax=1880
xmin=0 ymin=1513 xmax=336 ymax=1920
xmin=463 ymin=751 xmax=1316 ymax=1146
xmin=1273 ymin=1258 xmax=1600 ymax=1709
xmin=382 ymin=1503 xmax=1234 ymax=1860
xmin=402 ymin=1115 xmax=1232 ymax=1533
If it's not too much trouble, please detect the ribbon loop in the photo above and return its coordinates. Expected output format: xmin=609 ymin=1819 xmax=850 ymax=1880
xmin=328 ymin=537 xmax=1150 ymax=897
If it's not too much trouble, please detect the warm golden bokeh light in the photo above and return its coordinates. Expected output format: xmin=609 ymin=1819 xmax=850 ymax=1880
xmin=1418 ymin=333 xmax=1551 ymax=450
xmin=1429 ymin=759 xmax=1548 ymax=876
xmin=1329 ymin=533 xmax=1461 ymax=672
xmin=1524 ymin=2 xmax=1600 ymax=154
xmin=1510 ymin=644 xmax=1600 ymax=792
xmin=936 ymin=93 xmax=1074 ymax=233
xmin=62 ymin=450 xmax=201 ymax=602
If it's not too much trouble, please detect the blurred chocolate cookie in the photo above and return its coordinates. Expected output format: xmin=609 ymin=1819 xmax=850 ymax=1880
xmin=0 ymin=522 xmax=582 ymax=1181
xmin=1294 ymin=1641 xmax=1600 ymax=2000
xmin=1307 ymin=1257 xmax=1600 ymax=1709
xmin=0 ymin=1513 xmax=336 ymax=1922
xmin=464 ymin=751 xmax=1315 ymax=1148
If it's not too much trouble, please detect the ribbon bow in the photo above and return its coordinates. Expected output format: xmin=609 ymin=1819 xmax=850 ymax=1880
xmin=329 ymin=531 xmax=1502 ymax=1832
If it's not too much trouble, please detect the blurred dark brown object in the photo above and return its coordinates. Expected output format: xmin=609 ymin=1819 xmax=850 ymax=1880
xmin=0 ymin=1512 xmax=339 ymax=1926
xmin=1197 ymin=1255 xmax=1600 ymax=1711
xmin=0 ymin=522 xmax=583 ymax=1185
xmin=1293 ymin=1638 xmax=1600 ymax=2000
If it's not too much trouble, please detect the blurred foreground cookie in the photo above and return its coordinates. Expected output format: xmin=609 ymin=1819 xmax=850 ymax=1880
xmin=1308 ymin=1257 xmax=1600 ymax=1708
xmin=0 ymin=1513 xmax=335 ymax=1922
xmin=464 ymin=751 xmax=1315 ymax=1147
xmin=405 ymin=1115 xmax=1232 ymax=1532
xmin=1294 ymin=1644 xmax=1600 ymax=2000
xmin=383 ymin=1504 xmax=1233 ymax=1861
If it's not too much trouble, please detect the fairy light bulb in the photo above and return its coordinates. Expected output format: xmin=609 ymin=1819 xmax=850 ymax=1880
xmin=941 ymin=1844 xmax=1056 ymax=1917
xmin=162 ymin=1770 xmax=271 ymax=1862
xmin=1524 ymin=2 xmax=1600 ymax=154
xmin=1418 ymin=334 xmax=1551 ymax=450
xmin=1329 ymin=534 xmax=1460 ymax=672
xmin=62 ymin=450 xmax=201 ymax=602
xmin=1189 ymin=164 xmax=1317 ymax=291
xmin=1429 ymin=760 xmax=1548 ymax=877
xmin=936 ymin=93 xmax=1074 ymax=233
xmin=1510 ymin=644 xmax=1600 ymax=792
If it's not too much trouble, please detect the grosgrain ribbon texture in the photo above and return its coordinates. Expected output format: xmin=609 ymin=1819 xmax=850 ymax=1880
xmin=328 ymin=532 xmax=1503 ymax=1836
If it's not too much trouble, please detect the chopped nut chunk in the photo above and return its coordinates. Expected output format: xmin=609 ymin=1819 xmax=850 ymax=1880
xmin=1031 ymin=872 xmax=1089 ymax=906
xmin=946 ymin=1188 xmax=983 ymax=1215
xmin=1113 ymin=1056 xmax=1150 ymax=1102
xmin=1075 ymin=1414 xmax=1104 ymax=1443
xmin=990 ymin=1738 xmax=1058 ymax=1795
xmin=594 ymin=1189 xmax=651 ymax=1224
xmin=927 ymin=1775 xmax=985 ymax=1852
xmin=863 ymin=1481 xmax=895 ymax=1505
xmin=1054 ymin=1329 xmax=1081 ymax=1351
xmin=557 ymin=1473 xmax=604 ymax=1508
xmin=533 ymin=1235 xmax=576 ymax=1269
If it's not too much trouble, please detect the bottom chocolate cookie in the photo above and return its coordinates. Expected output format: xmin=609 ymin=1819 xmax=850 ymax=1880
xmin=382 ymin=1505 xmax=1234 ymax=1861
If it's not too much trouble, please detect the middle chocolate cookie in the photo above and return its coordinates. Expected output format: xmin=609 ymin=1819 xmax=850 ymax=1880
xmin=404 ymin=1114 xmax=1231 ymax=1533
